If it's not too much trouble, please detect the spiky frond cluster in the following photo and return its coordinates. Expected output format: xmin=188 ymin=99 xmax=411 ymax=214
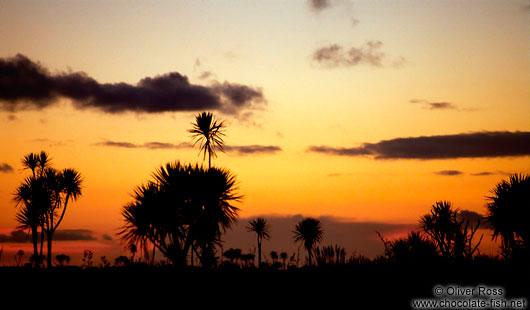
xmin=120 ymin=161 xmax=241 ymax=266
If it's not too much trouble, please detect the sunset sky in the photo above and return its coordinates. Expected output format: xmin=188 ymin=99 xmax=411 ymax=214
xmin=0 ymin=0 xmax=529 ymax=263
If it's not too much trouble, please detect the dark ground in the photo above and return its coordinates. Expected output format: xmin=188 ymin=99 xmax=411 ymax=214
xmin=1 ymin=261 xmax=528 ymax=308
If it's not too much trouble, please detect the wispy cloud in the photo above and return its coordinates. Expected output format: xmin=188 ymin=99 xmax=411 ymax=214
xmin=0 ymin=229 xmax=97 ymax=243
xmin=308 ymin=131 xmax=530 ymax=160
xmin=409 ymin=99 xmax=456 ymax=110
xmin=312 ymin=41 xmax=405 ymax=68
xmin=0 ymin=54 xmax=265 ymax=117
xmin=95 ymin=140 xmax=282 ymax=155
xmin=470 ymin=171 xmax=495 ymax=176
xmin=409 ymin=99 xmax=478 ymax=111
xmin=94 ymin=140 xmax=193 ymax=150
xmin=0 ymin=163 xmax=14 ymax=173
xmin=434 ymin=170 xmax=464 ymax=176
xmin=224 ymin=145 xmax=282 ymax=155
xmin=312 ymin=41 xmax=385 ymax=67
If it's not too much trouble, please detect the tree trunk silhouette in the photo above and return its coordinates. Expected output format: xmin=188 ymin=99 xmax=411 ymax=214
xmin=257 ymin=236 xmax=262 ymax=267
xmin=47 ymin=232 xmax=53 ymax=267
xmin=31 ymin=226 xmax=39 ymax=268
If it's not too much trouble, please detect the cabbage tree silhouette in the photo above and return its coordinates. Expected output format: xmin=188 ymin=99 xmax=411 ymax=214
xmin=189 ymin=112 xmax=226 ymax=169
xmin=270 ymin=250 xmax=278 ymax=263
xmin=119 ymin=162 xmax=241 ymax=267
xmin=14 ymin=176 xmax=48 ymax=267
xmin=280 ymin=252 xmax=288 ymax=269
xmin=420 ymin=201 xmax=482 ymax=261
xmin=293 ymin=217 xmax=323 ymax=267
xmin=42 ymin=167 xmax=83 ymax=267
xmin=486 ymin=173 xmax=530 ymax=259
xmin=15 ymin=151 xmax=52 ymax=266
xmin=246 ymin=217 xmax=270 ymax=267
xmin=14 ymin=152 xmax=83 ymax=268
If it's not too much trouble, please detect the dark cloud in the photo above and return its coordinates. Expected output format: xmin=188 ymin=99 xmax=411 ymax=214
xmin=0 ymin=163 xmax=14 ymax=173
xmin=471 ymin=171 xmax=495 ymax=176
xmin=222 ymin=215 xmax=416 ymax=259
xmin=457 ymin=210 xmax=489 ymax=229
xmin=210 ymin=81 xmax=266 ymax=114
xmin=94 ymin=140 xmax=193 ymax=150
xmin=312 ymin=41 xmax=385 ymax=67
xmin=95 ymin=140 xmax=280 ymax=155
xmin=0 ymin=54 xmax=265 ymax=116
xmin=410 ymin=99 xmax=456 ymax=110
xmin=434 ymin=170 xmax=464 ymax=176
xmin=0 ymin=229 xmax=96 ymax=242
xmin=307 ymin=131 xmax=530 ymax=160
xmin=308 ymin=145 xmax=372 ymax=156
xmin=54 ymin=229 xmax=97 ymax=241
xmin=95 ymin=141 xmax=138 ymax=148
xmin=224 ymin=145 xmax=282 ymax=155
xmin=7 ymin=114 xmax=17 ymax=121
xmin=143 ymin=142 xmax=193 ymax=150
xmin=308 ymin=0 xmax=332 ymax=12
xmin=0 ymin=230 xmax=30 ymax=243
xmin=102 ymin=234 xmax=113 ymax=241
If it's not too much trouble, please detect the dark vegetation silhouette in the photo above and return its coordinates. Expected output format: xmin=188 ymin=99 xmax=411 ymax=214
xmin=486 ymin=173 xmax=529 ymax=260
xmin=293 ymin=217 xmax=324 ymax=267
xmin=13 ymin=151 xmax=83 ymax=268
xmin=55 ymin=254 xmax=70 ymax=266
xmin=420 ymin=201 xmax=482 ymax=261
xmin=188 ymin=111 xmax=226 ymax=169
xmin=119 ymin=162 xmax=241 ymax=268
xmin=246 ymin=217 xmax=270 ymax=267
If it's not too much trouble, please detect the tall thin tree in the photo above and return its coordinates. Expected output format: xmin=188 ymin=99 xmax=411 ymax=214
xmin=246 ymin=217 xmax=270 ymax=267
xmin=189 ymin=112 xmax=226 ymax=169
xmin=293 ymin=217 xmax=323 ymax=267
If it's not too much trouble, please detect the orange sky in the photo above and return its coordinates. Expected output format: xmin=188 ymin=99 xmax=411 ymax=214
xmin=0 ymin=0 xmax=528 ymax=263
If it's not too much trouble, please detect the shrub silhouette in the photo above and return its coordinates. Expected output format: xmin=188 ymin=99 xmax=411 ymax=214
xmin=378 ymin=231 xmax=439 ymax=264
xmin=55 ymin=254 xmax=70 ymax=266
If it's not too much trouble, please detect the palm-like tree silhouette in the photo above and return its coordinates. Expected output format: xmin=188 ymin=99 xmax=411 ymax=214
xmin=486 ymin=173 xmax=530 ymax=259
xmin=14 ymin=152 xmax=83 ymax=268
xmin=42 ymin=168 xmax=83 ymax=267
xmin=420 ymin=201 xmax=482 ymax=261
xmin=246 ymin=217 xmax=270 ymax=267
xmin=120 ymin=162 xmax=241 ymax=267
xmin=280 ymin=252 xmax=288 ymax=270
xmin=13 ymin=176 xmax=48 ymax=267
xmin=189 ymin=112 xmax=226 ymax=169
xmin=18 ymin=151 xmax=51 ymax=264
xmin=293 ymin=217 xmax=323 ymax=267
